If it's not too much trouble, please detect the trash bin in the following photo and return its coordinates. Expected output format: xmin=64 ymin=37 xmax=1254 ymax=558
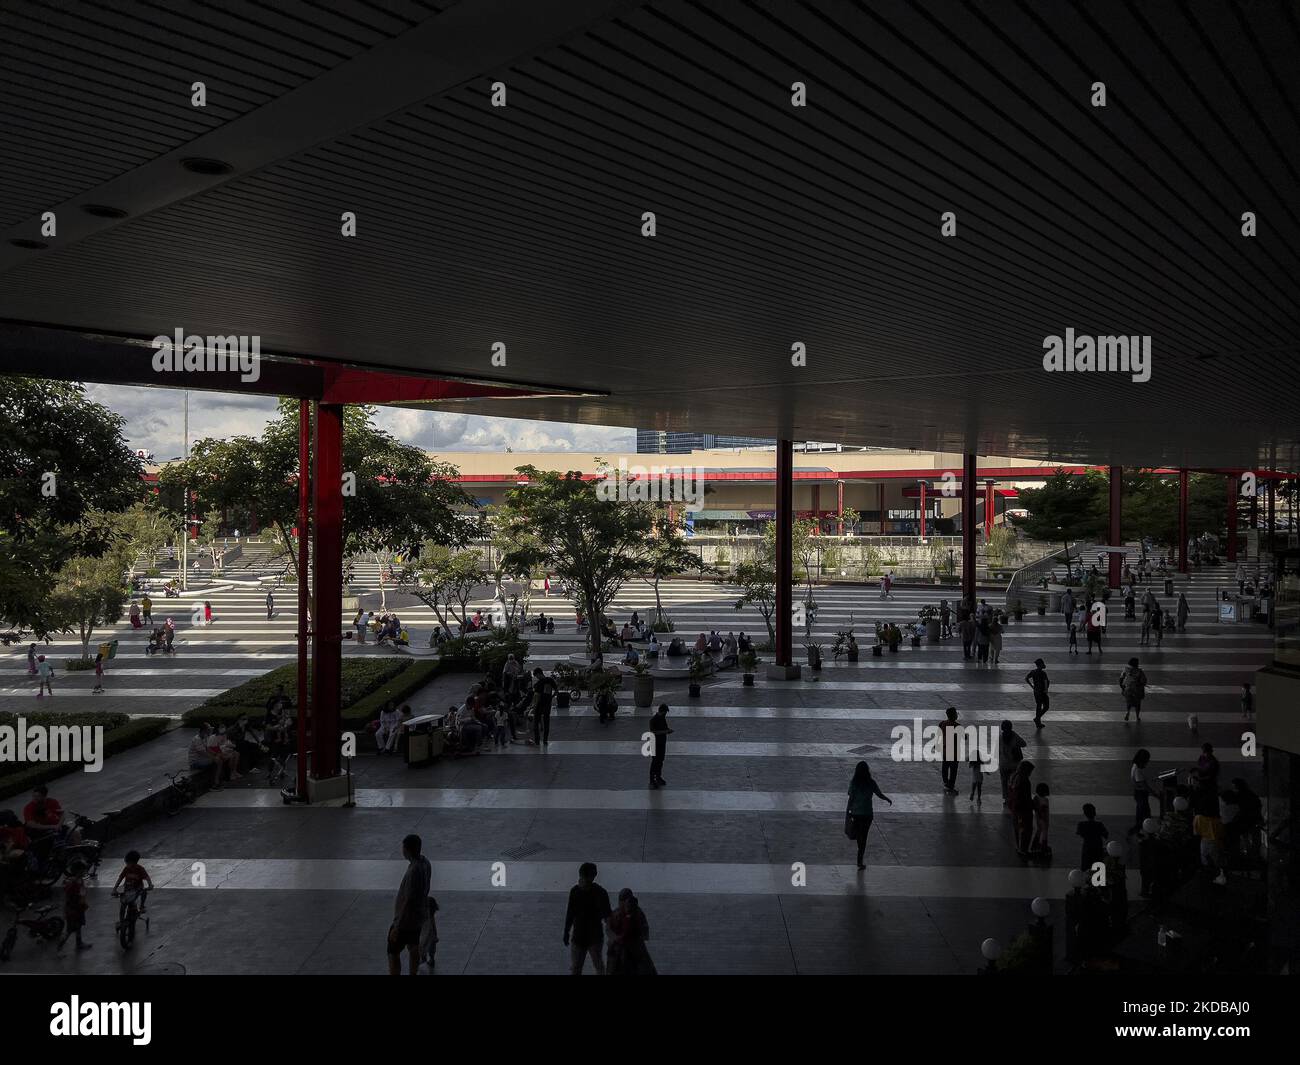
xmin=404 ymin=714 xmax=444 ymax=767
xmin=1048 ymin=592 xmax=1062 ymax=613
xmin=1163 ymin=578 xmax=1174 ymax=596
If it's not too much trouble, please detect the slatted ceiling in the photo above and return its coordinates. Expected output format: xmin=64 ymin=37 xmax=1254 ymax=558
xmin=0 ymin=0 xmax=447 ymax=226
xmin=1 ymin=1 xmax=1298 ymax=470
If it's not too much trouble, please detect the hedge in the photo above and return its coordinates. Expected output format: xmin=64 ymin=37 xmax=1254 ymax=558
xmin=342 ymin=660 xmax=443 ymax=727
xmin=0 ymin=716 xmax=175 ymax=800
xmin=182 ymin=658 xmax=412 ymax=726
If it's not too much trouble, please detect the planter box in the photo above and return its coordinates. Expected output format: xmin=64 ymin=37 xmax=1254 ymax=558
xmin=688 ymin=683 xmax=701 ymax=698
xmin=556 ymin=691 xmax=571 ymax=709
xmin=742 ymin=673 xmax=755 ymax=686
xmin=925 ymin=618 xmax=941 ymax=642
xmin=633 ymin=674 xmax=655 ymax=708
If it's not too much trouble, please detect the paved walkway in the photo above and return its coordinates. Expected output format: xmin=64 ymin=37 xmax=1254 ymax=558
xmin=0 ymin=560 xmax=1269 ymax=974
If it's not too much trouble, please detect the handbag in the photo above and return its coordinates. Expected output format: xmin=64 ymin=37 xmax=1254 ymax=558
xmin=844 ymin=801 xmax=856 ymax=839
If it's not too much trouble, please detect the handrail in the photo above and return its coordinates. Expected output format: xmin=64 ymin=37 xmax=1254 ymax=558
xmin=1004 ymin=542 xmax=1086 ymax=613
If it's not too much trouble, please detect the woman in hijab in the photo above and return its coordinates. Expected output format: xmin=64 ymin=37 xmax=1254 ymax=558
xmin=606 ymin=888 xmax=656 ymax=975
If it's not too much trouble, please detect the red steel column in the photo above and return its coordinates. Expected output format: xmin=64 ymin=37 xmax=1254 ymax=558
xmin=1178 ymin=469 xmax=1189 ymax=573
xmin=1267 ymin=475 xmax=1275 ymax=551
xmin=775 ymin=439 xmax=793 ymax=668
xmin=878 ymin=482 xmax=885 ymax=533
xmin=984 ymin=480 xmax=996 ymax=541
xmin=1226 ymin=474 xmax=1238 ymax=562
xmin=961 ymin=455 xmax=977 ymax=614
xmin=310 ymin=402 xmax=344 ymax=780
xmin=1108 ymin=466 xmax=1122 ymax=589
xmin=811 ymin=483 xmax=821 ymax=526
xmin=296 ymin=401 xmax=311 ymax=797
xmin=836 ymin=479 xmax=844 ymax=535
xmin=918 ymin=480 xmax=927 ymax=540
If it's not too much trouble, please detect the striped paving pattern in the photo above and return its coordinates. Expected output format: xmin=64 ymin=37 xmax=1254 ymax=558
xmin=2 ymin=558 xmax=1271 ymax=974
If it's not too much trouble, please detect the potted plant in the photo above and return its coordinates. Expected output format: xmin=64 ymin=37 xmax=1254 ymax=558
xmin=1013 ymin=599 xmax=1025 ymax=621
xmin=805 ymin=641 xmax=823 ymax=671
xmin=1036 ymin=594 xmax=1046 ymax=616
xmin=910 ymin=623 xmax=922 ymax=648
xmin=552 ymin=662 xmax=578 ymax=709
xmin=919 ymin=605 xmax=941 ymax=643
xmin=687 ymin=654 xmax=709 ymax=697
xmin=630 ymin=658 xmax=655 ymax=707
xmin=740 ymin=650 xmax=758 ymax=686
xmin=832 ymin=628 xmax=859 ymax=662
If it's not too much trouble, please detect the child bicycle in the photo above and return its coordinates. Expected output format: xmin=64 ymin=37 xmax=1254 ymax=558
xmin=111 ymin=887 xmax=148 ymax=949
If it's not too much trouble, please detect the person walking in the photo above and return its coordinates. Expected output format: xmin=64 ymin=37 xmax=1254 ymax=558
xmin=1129 ymin=748 xmax=1155 ymax=836
xmin=388 ymin=834 xmax=432 ymax=976
xmin=846 ymin=760 xmax=892 ymax=869
xmin=975 ymin=617 xmax=990 ymax=665
xmin=1139 ymin=604 xmax=1152 ymax=646
xmin=141 ymin=594 xmax=153 ymax=625
xmin=939 ymin=599 xmax=952 ymax=639
xmin=1008 ymin=760 xmax=1036 ymax=858
xmin=1240 ymin=681 xmax=1254 ymax=719
xmin=998 ymin=720 xmax=1025 ymax=804
xmin=1067 ymin=609 xmax=1080 ymax=654
xmin=1061 ymin=588 xmax=1075 ymax=633
xmin=35 ymin=655 xmax=53 ymax=698
xmin=1085 ymin=606 xmax=1103 ymax=655
xmin=1076 ymin=804 xmax=1109 ymax=872
xmin=648 ymin=703 xmax=672 ymax=787
xmin=265 ymin=590 xmax=274 ymax=621
xmin=939 ymin=707 xmax=960 ymax=794
xmin=203 ymin=600 xmax=213 ymax=626
xmin=531 ymin=667 xmax=555 ymax=746
xmin=989 ymin=616 xmax=1003 ymax=665
xmin=91 ymin=652 xmax=105 ymax=694
xmin=1120 ymin=657 xmax=1149 ymax=722
xmin=26 ymin=643 xmax=37 ymax=675
xmin=1025 ymin=658 xmax=1050 ymax=728
xmin=1176 ymin=592 xmax=1190 ymax=632
xmin=969 ymin=745 xmax=987 ymax=804
xmin=959 ymin=613 xmax=976 ymax=660
xmin=563 ymin=862 xmax=612 ymax=975
xmin=606 ymin=889 xmax=656 ymax=975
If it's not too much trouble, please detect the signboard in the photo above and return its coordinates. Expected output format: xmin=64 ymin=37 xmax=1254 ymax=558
xmin=1219 ymin=601 xmax=1238 ymax=623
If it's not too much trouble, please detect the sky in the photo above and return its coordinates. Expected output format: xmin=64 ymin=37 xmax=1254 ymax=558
xmin=86 ymin=383 xmax=635 ymax=461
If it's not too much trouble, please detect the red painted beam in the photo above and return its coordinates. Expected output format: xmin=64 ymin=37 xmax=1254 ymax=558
xmin=296 ymin=400 xmax=310 ymax=798
xmin=962 ymin=455 xmax=977 ymax=614
xmin=319 ymin=366 xmax=538 ymax=404
xmin=775 ymin=440 xmax=793 ymax=668
xmin=310 ymin=403 xmax=344 ymax=780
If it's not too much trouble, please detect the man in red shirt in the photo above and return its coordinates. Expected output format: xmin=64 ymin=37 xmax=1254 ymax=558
xmin=22 ymin=785 xmax=63 ymax=831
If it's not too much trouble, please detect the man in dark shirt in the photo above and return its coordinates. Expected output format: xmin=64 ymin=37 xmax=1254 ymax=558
xmin=1025 ymin=658 xmax=1050 ymax=728
xmin=531 ymin=668 xmax=555 ymax=745
xmin=388 ymin=833 xmax=432 ymax=976
xmin=563 ymin=862 xmax=612 ymax=975
xmin=649 ymin=703 xmax=672 ymax=788
xmin=1076 ymin=803 xmax=1109 ymax=872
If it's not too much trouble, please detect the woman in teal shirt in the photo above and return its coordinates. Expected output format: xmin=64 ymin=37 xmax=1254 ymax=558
xmin=847 ymin=761 xmax=892 ymax=869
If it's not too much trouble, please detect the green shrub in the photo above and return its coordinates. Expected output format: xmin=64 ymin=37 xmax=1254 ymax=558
xmin=343 ymin=661 xmax=443 ymax=727
xmin=64 ymin=658 xmax=95 ymax=671
xmin=181 ymin=659 xmax=411 ymax=726
xmin=478 ymin=634 xmax=530 ymax=684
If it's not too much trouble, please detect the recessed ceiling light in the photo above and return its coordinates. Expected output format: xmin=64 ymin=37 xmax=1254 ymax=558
xmin=181 ymin=157 xmax=234 ymax=176
xmin=82 ymin=204 xmax=129 ymax=219
xmin=8 ymin=238 xmax=47 ymax=250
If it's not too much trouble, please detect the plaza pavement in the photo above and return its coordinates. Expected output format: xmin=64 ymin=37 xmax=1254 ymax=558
xmin=0 ymin=559 xmax=1270 ymax=974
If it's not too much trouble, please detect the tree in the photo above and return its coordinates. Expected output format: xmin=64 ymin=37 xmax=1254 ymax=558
xmin=1014 ymin=470 xmax=1107 ymax=578
xmin=399 ymin=545 xmax=485 ymax=636
xmin=111 ymin=502 xmax=177 ymax=580
xmin=502 ymin=464 xmax=653 ymax=659
xmin=733 ymin=560 xmax=777 ymax=645
xmin=47 ymin=547 xmax=130 ymax=659
xmin=0 ymin=379 xmax=143 ymax=633
xmin=838 ymin=506 xmax=860 ymax=535
xmin=484 ymin=504 xmax=546 ymax=627
xmin=642 ymin=510 xmax=716 ymax=627
xmin=159 ymin=401 xmax=474 ymax=580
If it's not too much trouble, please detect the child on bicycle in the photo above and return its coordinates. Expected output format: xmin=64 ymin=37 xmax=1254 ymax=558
xmin=113 ymin=850 xmax=153 ymax=927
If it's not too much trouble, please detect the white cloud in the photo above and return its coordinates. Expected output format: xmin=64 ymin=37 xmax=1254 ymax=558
xmin=84 ymin=383 xmax=634 ymax=458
